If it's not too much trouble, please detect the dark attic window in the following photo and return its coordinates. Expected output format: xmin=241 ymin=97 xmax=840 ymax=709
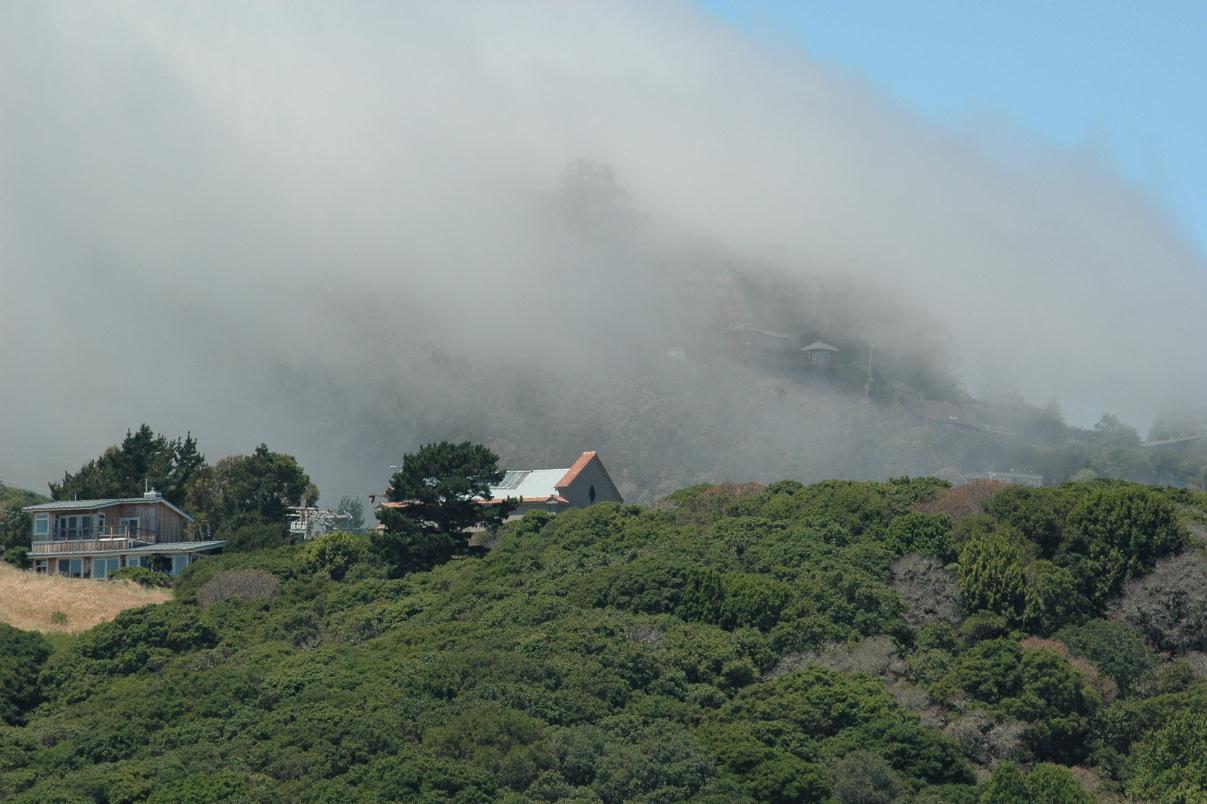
xmin=589 ymin=485 xmax=596 ymax=503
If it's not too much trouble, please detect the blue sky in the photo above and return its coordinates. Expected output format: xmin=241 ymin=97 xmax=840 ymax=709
xmin=697 ymin=1 xmax=1207 ymax=258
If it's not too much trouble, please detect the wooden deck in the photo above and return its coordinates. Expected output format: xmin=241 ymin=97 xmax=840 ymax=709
xmin=30 ymin=534 xmax=155 ymax=555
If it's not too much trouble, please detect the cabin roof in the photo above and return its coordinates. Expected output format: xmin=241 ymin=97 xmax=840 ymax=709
xmin=23 ymin=496 xmax=194 ymax=522
xmin=555 ymin=450 xmax=599 ymax=489
xmin=377 ymin=451 xmax=615 ymax=508
xmin=800 ymin=341 xmax=839 ymax=353
xmin=32 ymin=540 xmax=226 ymax=558
xmin=124 ymin=540 xmax=226 ymax=553
xmin=492 ymin=468 xmax=575 ymax=500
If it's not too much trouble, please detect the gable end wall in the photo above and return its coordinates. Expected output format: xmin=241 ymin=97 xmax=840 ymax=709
xmin=561 ymin=460 xmax=623 ymax=507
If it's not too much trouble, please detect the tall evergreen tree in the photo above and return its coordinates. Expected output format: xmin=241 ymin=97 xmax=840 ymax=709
xmin=49 ymin=425 xmax=208 ymax=505
xmin=374 ymin=441 xmax=514 ymax=575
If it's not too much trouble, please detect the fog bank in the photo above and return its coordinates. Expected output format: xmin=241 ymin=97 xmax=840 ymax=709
xmin=2 ymin=2 xmax=1205 ymax=500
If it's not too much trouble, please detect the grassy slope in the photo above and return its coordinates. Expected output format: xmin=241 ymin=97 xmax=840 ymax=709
xmin=0 ymin=563 xmax=170 ymax=633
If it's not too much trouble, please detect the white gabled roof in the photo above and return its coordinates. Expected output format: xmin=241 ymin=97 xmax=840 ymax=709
xmin=487 ymin=468 xmax=572 ymax=501
xmin=378 ymin=451 xmax=616 ymax=508
xmin=800 ymin=340 xmax=839 ymax=353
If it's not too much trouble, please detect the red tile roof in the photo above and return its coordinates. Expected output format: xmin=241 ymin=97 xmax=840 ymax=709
xmin=555 ymin=451 xmax=597 ymax=489
xmin=480 ymin=495 xmax=570 ymax=506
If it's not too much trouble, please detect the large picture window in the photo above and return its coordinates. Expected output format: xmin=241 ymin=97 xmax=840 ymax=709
xmin=55 ymin=515 xmax=94 ymax=541
xmin=94 ymin=558 xmax=120 ymax=579
xmin=33 ymin=514 xmax=49 ymax=538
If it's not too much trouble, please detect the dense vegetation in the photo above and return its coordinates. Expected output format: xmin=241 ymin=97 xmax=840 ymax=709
xmin=0 ymin=482 xmax=48 ymax=568
xmin=0 ymin=477 xmax=1204 ymax=802
xmin=45 ymin=425 xmax=317 ymax=545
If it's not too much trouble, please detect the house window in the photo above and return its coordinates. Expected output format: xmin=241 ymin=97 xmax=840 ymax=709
xmin=171 ymin=555 xmax=190 ymax=576
xmin=68 ymin=559 xmax=83 ymax=578
xmin=588 ymin=485 xmax=596 ymax=503
xmin=33 ymin=560 xmax=47 ymax=574
xmin=126 ymin=556 xmax=142 ymax=568
xmin=120 ymin=517 xmax=140 ymax=537
xmin=56 ymin=515 xmax=94 ymax=540
xmin=91 ymin=558 xmax=122 ymax=579
xmin=33 ymin=514 xmax=49 ymax=539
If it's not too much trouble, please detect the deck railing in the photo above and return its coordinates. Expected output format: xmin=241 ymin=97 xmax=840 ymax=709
xmin=31 ymin=528 xmax=157 ymax=554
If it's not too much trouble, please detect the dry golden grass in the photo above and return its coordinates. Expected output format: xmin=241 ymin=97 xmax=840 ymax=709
xmin=0 ymin=562 xmax=171 ymax=633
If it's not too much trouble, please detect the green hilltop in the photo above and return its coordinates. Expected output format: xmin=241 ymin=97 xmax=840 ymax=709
xmin=2 ymin=477 xmax=1205 ymax=802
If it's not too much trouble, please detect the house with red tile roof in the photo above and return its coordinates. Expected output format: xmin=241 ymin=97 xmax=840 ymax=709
xmin=483 ymin=451 xmax=623 ymax=517
xmin=375 ymin=451 xmax=623 ymax=522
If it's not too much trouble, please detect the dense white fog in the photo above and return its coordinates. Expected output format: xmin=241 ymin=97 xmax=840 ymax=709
xmin=3 ymin=2 xmax=1205 ymax=500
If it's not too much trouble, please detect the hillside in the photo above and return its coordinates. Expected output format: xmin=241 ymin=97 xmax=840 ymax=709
xmin=0 ymin=563 xmax=171 ymax=633
xmin=0 ymin=478 xmax=1205 ymax=802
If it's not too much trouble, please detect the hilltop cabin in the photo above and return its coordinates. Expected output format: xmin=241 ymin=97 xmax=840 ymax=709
xmin=800 ymin=341 xmax=839 ymax=367
xmin=376 ymin=451 xmax=623 ymax=523
xmin=23 ymin=491 xmax=225 ymax=579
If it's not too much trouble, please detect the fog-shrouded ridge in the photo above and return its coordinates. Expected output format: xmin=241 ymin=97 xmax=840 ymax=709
xmin=2 ymin=2 xmax=1205 ymax=502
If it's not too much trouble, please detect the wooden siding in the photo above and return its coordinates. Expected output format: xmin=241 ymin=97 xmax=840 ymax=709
xmin=36 ymin=501 xmax=189 ymax=546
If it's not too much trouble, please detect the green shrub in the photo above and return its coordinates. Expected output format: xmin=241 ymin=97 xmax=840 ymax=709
xmin=224 ymin=521 xmax=292 ymax=552
xmin=1021 ymin=560 xmax=1088 ymax=634
xmin=39 ymin=604 xmax=217 ymax=703
xmin=423 ymin=703 xmax=556 ymax=792
xmin=1023 ymin=763 xmax=1093 ymax=804
xmin=2 ymin=546 xmax=29 ymax=569
xmin=958 ymin=612 xmax=1009 ymax=644
xmin=110 ymin=567 xmax=171 ymax=588
xmin=978 ymin=761 xmax=1092 ymax=804
xmin=746 ymin=753 xmax=829 ymax=803
xmin=957 ymin=531 xmax=1030 ymax=626
xmin=829 ymin=749 xmax=900 ymax=803
xmin=935 ymin=639 xmax=1022 ymax=705
xmin=196 ymin=569 xmax=281 ymax=609
xmin=987 ymin=486 xmax=1064 ymax=555
xmin=173 ymin=546 xmax=297 ymax=603
xmin=1064 ymin=486 xmax=1187 ymax=602
xmin=297 ymin=532 xmax=370 ymax=580
xmin=1007 ymin=646 xmax=1103 ymax=764
xmin=1055 ymin=619 xmax=1156 ymax=696
xmin=978 ymin=761 xmax=1028 ymax=803
xmin=0 ymin=624 xmax=50 ymax=725
xmin=886 ymin=513 xmax=956 ymax=560
xmin=1127 ymin=709 xmax=1207 ymax=802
